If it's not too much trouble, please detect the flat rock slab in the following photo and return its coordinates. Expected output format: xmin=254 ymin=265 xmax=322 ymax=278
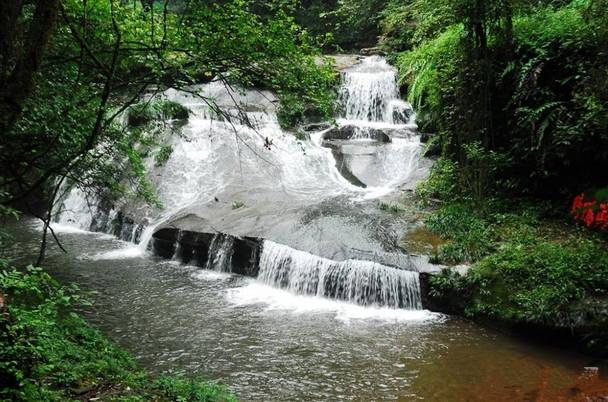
xmin=316 ymin=54 xmax=363 ymax=71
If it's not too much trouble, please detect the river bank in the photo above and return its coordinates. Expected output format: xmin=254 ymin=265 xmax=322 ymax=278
xmin=0 ymin=265 xmax=236 ymax=402
xmin=407 ymin=159 xmax=608 ymax=357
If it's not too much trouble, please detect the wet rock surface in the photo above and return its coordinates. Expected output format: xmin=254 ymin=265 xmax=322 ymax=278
xmin=322 ymin=125 xmax=392 ymax=142
xmin=152 ymin=228 xmax=262 ymax=277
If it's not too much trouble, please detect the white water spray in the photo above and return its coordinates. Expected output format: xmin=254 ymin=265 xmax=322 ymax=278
xmin=257 ymin=241 xmax=422 ymax=309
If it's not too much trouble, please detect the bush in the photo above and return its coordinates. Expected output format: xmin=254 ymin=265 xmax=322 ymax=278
xmin=467 ymin=238 xmax=608 ymax=324
xmin=425 ymin=203 xmax=497 ymax=264
xmin=427 ymin=210 xmax=608 ymax=355
xmin=276 ymin=57 xmax=337 ymax=129
xmin=397 ymin=1 xmax=608 ymax=198
xmin=415 ymin=158 xmax=460 ymax=203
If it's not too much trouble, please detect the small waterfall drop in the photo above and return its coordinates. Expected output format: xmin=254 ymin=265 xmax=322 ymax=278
xmin=338 ymin=56 xmax=414 ymax=126
xmin=257 ymin=241 xmax=422 ymax=309
xmin=54 ymin=186 xmax=95 ymax=230
xmin=204 ymin=234 xmax=235 ymax=272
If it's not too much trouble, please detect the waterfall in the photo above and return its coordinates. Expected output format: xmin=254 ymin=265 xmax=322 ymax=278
xmin=52 ymin=57 xmax=428 ymax=313
xmin=54 ymin=186 xmax=96 ymax=231
xmin=338 ymin=56 xmax=414 ymax=126
xmin=204 ymin=234 xmax=235 ymax=272
xmin=257 ymin=241 xmax=422 ymax=309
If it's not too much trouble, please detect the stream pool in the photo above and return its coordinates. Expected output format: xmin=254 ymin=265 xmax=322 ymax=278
xmin=7 ymin=220 xmax=607 ymax=402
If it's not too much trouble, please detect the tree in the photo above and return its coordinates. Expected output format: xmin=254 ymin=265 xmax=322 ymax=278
xmin=0 ymin=1 xmax=61 ymax=137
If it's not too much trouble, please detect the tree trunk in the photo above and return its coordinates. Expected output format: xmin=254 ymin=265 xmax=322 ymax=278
xmin=0 ymin=0 xmax=61 ymax=136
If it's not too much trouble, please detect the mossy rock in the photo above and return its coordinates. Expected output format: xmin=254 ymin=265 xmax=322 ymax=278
xmin=128 ymin=100 xmax=189 ymax=127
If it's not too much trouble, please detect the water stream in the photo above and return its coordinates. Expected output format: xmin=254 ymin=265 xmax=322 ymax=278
xmin=15 ymin=56 xmax=605 ymax=400
xmin=7 ymin=221 xmax=604 ymax=401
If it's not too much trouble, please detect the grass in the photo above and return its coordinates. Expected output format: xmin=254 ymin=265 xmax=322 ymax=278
xmin=0 ymin=267 xmax=236 ymax=402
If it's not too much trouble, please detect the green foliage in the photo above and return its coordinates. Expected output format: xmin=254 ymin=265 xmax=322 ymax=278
xmin=154 ymin=145 xmax=174 ymax=167
xmin=425 ymin=202 xmax=500 ymax=264
xmin=276 ymin=57 xmax=337 ymax=129
xmin=0 ymin=266 xmax=236 ymax=401
xmin=415 ymin=158 xmax=462 ymax=203
xmin=380 ymin=0 xmax=457 ymax=51
xmin=397 ymin=0 xmax=608 ymax=198
xmin=327 ymin=0 xmax=388 ymax=49
xmin=422 ymin=183 xmax=608 ymax=354
xmin=128 ymin=101 xmax=190 ymax=127
xmin=231 ymin=201 xmax=244 ymax=210
xmin=469 ymin=237 xmax=608 ymax=323
xmin=155 ymin=377 xmax=237 ymax=402
xmin=429 ymin=230 xmax=608 ymax=354
xmin=397 ymin=25 xmax=463 ymax=131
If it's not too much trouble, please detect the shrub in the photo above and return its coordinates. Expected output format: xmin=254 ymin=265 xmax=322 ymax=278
xmin=428 ymin=217 xmax=608 ymax=355
xmin=415 ymin=158 xmax=461 ymax=203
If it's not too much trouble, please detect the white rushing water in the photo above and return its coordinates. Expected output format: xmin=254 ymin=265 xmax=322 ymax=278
xmin=53 ymin=56 xmax=428 ymax=312
xmin=204 ymin=234 xmax=235 ymax=272
xmin=338 ymin=56 xmax=414 ymax=125
xmin=339 ymin=56 xmax=399 ymax=122
xmin=257 ymin=241 xmax=422 ymax=309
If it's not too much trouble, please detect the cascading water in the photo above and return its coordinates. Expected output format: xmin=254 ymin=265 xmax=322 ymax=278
xmin=204 ymin=234 xmax=235 ymax=272
xmin=258 ymin=241 xmax=422 ymax=309
xmin=339 ymin=56 xmax=399 ymax=123
xmin=54 ymin=56 xmax=430 ymax=312
xmin=328 ymin=56 xmax=422 ymax=188
xmin=54 ymin=186 xmax=95 ymax=230
xmin=337 ymin=56 xmax=415 ymax=126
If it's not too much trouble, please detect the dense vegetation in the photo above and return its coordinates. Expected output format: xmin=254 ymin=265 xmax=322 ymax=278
xmin=376 ymin=0 xmax=608 ymax=354
xmin=418 ymin=164 xmax=608 ymax=355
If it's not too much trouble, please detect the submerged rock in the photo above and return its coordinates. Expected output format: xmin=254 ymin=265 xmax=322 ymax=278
xmin=301 ymin=122 xmax=334 ymax=132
